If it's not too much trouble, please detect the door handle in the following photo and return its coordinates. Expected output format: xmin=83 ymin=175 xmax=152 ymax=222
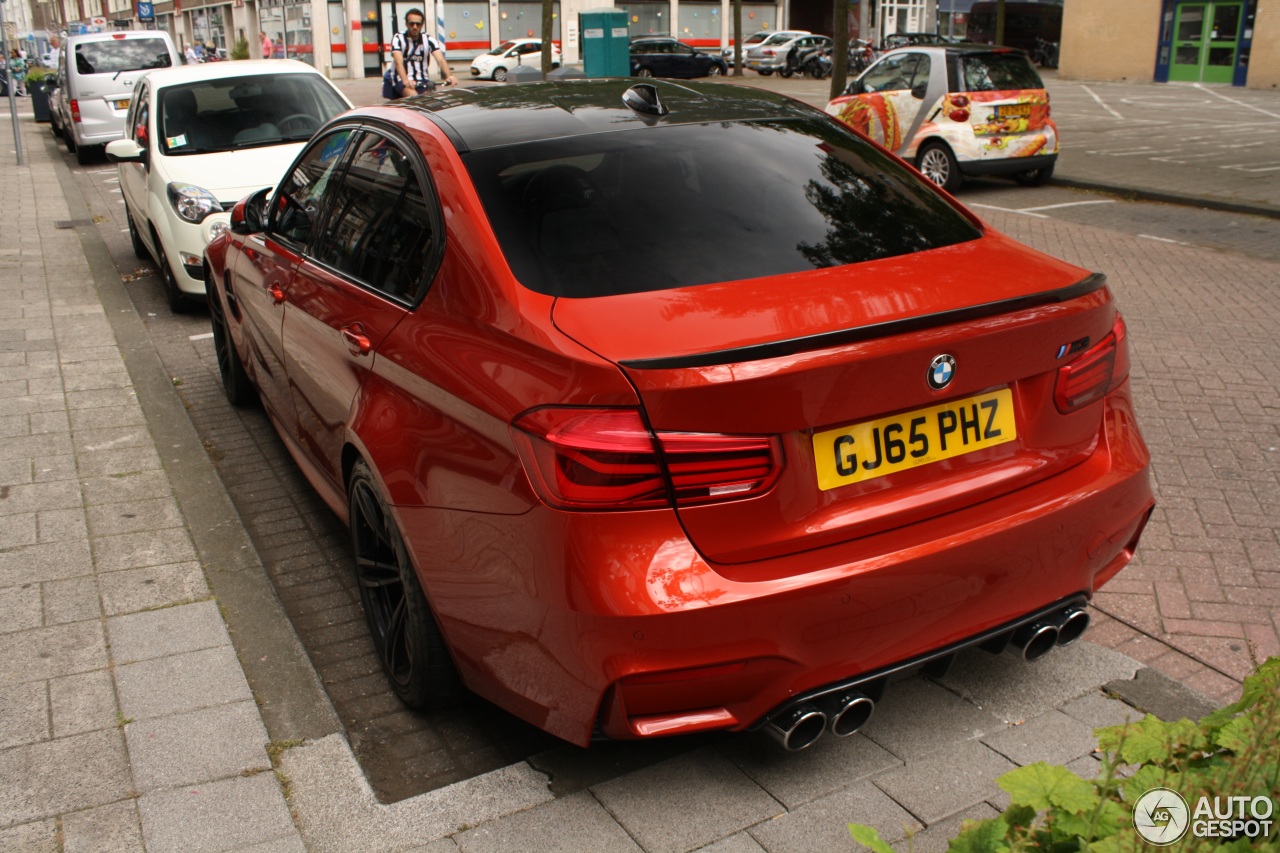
xmin=341 ymin=324 xmax=372 ymax=356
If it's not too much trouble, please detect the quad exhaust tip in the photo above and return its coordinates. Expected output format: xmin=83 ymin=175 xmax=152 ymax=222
xmin=765 ymin=691 xmax=875 ymax=751
xmin=1008 ymin=605 xmax=1091 ymax=661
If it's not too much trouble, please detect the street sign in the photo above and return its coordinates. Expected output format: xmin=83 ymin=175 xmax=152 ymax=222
xmin=137 ymin=1 xmax=154 ymax=21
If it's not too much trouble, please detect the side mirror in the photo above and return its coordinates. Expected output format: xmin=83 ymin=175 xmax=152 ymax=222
xmin=105 ymin=138 xmax=146 ymax=164
xmin=844 ymin=78 xmax=866 ymax=96
xmin=231 ymin=187 xmax=271 ymax=236
xmin=911 ymin=82 xmax=928 ymax=100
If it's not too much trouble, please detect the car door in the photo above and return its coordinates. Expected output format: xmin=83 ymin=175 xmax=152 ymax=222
xmin=835 ymin=51 xmax=933 ymax=153
xmin=281 ymin=128 xmax=444 ymax=491
xmin=117 ymin=79 xmax=151 ymax=245
xmin=233 ymin=127 xmax=358 ymax=433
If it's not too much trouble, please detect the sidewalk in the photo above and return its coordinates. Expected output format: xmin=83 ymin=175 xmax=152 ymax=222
xmin=1 ymin=73 xmax=1277 ymax=851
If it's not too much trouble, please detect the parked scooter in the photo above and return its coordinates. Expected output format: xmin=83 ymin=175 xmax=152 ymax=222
xmin=798 ymin=45 xmax=833 ymax=80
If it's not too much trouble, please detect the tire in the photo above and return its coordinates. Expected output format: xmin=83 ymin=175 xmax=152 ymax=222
xmin=74 ymin=142 xmax=96 ymax=165
xmin=707 ymin=64 xmax=724 ymax=77
xmin=151 ymin=232 xmax=191 ymax=314
xmin=917 ymin=141 xmax=962 ymax=193
xmin=205 ymin=272 xmax=256 ymax=407
xmin=758 ymin=69 xmax=773 ymax=76
xmin=779 ymin=66 xmax=794 ymax=78
xmin=636 ymin=66 xmax=654 ymax=78
xmin=1013 ymin=163 xmax=1055 ymax=187
xmin=63 ymin=129 xmax=76 ymax=154
xmin=349 ymin=459 xmax=461 ymax=710
xmin=125 ymin=208 xmax=149 ymax=261
xmin=492 ymin=66 xmax=507 ymax=82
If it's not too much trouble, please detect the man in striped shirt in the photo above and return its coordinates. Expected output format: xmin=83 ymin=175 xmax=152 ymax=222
xmin=391 ymin=9 xmax=457 ymax=96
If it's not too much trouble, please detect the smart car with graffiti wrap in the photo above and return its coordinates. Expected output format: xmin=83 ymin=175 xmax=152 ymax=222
xmin=826 ymin=45 xmax=1057 ymax=192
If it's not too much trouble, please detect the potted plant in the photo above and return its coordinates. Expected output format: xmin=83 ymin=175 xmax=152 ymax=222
xmin=25 ymin=66 xmax=55 ymax=123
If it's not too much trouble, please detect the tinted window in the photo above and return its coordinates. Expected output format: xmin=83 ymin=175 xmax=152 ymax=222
xmin=465 ymin=118 xmax=980 ymax=298
xmin=311 ymin=133 xmax=436 ymax=301
xmin=273 ymin=129 xmax=355 ymax=245
xmin=961 ymin=53 xmax=1043 ymax=91
xmin=75 ymin=39 xmax=172 ymax=74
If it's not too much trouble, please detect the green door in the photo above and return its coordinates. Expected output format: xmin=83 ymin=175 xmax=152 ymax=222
xmin=1170 ymin=1 xmax=1241 ymax=83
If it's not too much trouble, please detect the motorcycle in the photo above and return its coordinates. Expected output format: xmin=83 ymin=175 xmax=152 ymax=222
xmin=797 ymin=45 xmax=833 ymax=80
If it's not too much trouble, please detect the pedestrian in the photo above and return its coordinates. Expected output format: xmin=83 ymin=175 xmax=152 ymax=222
xmin=184 ymin=42 xmax=198 ymax=65
xmin=388 ymin=9 xmax=456 ymax=99
xmin=9 ymin=49 xmax=27 ymax=96
xmin=261 ymin=30 xmax=272 ymax=59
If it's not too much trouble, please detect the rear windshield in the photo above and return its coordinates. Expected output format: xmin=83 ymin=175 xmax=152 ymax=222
xmin=76 ymin=39 xmax=173 ymax=75
xmin=960 ymin=52 xmax=1043 ymax=91
xmin=464 ymin=117 xmax=981 ymax=297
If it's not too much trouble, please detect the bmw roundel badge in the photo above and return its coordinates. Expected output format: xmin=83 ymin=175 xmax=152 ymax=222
xmin=927 ymin=354 xmax=956 ymax=390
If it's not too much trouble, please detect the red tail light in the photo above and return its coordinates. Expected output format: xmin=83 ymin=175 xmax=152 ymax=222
xmin=511 ymin=407 xmax=782 ymax=510
xmin=70 ymin=99 xmax=81 ymax=123
xmin=1054 ymin=315 xmax=1130 ymax=413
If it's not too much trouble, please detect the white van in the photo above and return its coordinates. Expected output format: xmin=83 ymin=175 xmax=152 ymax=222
xmin=55 ymin=31 xmax=179 ymax=164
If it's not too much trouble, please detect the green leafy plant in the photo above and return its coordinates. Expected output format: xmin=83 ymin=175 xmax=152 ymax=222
xmin=24 ymin=66 xmax=53 ymax=83
xmin=231 ymin=38 xmax=250 ymax=61
xmin=849 ymin=657 xmax=1280 ymax=852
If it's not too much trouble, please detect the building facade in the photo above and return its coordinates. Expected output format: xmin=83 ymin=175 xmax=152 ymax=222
xmin=30 ymin=0 xmax=941 ymax=76
xmin=1060 ymin=0 xmax=1278 ymax=89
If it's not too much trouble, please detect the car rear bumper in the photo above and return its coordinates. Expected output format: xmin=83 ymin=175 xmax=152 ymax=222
xmin=962 ymin=152 xmax=1058 ymax=177
xmin=399 ymin=384 xmax=1152 ymax=747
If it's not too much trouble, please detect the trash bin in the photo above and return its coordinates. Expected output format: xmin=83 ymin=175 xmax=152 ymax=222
xmin=579 ymin=8 xmax=630 ymax=77
xmin=31 ymin=80 xmax=54 ymax=123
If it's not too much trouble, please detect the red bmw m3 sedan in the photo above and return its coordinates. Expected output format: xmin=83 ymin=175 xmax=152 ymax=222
xmin=204 ymin=79 xmax=1153 ymax=751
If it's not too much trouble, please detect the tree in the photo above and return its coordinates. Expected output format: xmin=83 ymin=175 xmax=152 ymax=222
xmin=830 ymin=0 xmax=849 ymax=100
xmin=732 ymin=0 xmax=744 ymax=76
xmin=542 ymin=0 xmax=555 ymax=74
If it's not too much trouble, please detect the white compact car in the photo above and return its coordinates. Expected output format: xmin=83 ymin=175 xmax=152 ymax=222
xmin=469 ymin=39 xmax=561 ymax=81
xmin=106 ymin=59 xmax=351 ymax=312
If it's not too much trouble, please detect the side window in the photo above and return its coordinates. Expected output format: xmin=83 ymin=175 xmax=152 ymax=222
xmin=311 ymin=132 xmax=438 ymax=302
xmin=271 ymin=128 xmax=355 ymax=246
xmin=131 ymin=93 xmax=150 ymax=149
xmin=863 ymin=55 xmax=909 ymax=92
xmin=902 ymin=54 xmax=932 ymax=87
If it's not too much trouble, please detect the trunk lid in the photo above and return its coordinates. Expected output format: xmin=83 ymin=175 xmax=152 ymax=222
xmin=551 ymin=231 xmax=1117 ymax=567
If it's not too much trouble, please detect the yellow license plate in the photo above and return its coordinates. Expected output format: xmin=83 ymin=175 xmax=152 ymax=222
xmin=996 ymin=103 xmax=1032 ymax=119
xmin=812 ymin=388 xmax=1016 ymax=490
xmin=112 ymin=99 xmax=130 ymax=110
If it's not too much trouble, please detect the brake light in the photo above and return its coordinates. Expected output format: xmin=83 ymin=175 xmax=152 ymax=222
xmin=70 ymin=99 xmax=81 ymax=123
xmin=1054 ymin=315 xmax=1130 ymax=413
xmin=511 ymin=407 xmax=782 ymax=510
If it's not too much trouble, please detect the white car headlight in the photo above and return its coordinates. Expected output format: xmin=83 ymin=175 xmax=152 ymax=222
xmin=168 ymin=182 xmax=224 ymax=224
xmin=204 ymin=217 xmax=231 ymax=245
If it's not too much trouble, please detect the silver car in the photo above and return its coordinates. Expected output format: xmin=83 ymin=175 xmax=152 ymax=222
xmin=745 ymin=33 xmax=832 ymax=76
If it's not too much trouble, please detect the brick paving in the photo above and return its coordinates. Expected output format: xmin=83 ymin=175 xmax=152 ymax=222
xmin=979 ymin=208 xmax=1280 ymax=703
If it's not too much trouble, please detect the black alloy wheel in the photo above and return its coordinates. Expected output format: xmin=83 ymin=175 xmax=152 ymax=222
xmin=636 ymin=66 xmax=655 ymax=78
xmin=205 ymin=272 xmax=255 ymax=406
xmin=349 ymin=460 xmax=460 ymax=710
